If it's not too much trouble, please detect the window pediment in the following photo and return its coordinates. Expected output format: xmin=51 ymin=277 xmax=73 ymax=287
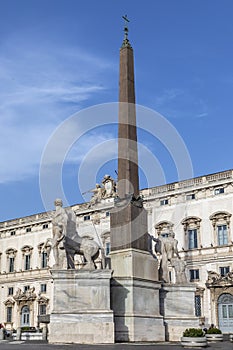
xmin=181 ymin=216 xmax=201 ymax=230
xmin=21 ymin=245 xmax=33 ymax=254
xmin=37 ymin=295 xmax=49 ymax=305
xmin=4 ymin=298 xmax=15 ymax=306
xmin=154 ymin=221 xmax=174 ymax=236
xmin=6 ymin=248 xmax=17 ymax=256
xmin=210 ymin=211 xmax=231 ymax=226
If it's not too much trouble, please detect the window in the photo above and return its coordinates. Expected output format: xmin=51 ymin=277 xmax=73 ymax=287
xmin=182 ymin=217 xmax=201 ymax=250
xmin=39 ymin=304 xmax=46 ymax=315
xmin=8 ymin=287 xmax=14 ymax=296
xmin=214 ymin=187 xmax=224 ymax=195
xmin=40 ymin=284 xmax=47 ymax=293
xmin=161 ymin=233 xmax=169 ymax=238
xmin=21 ymin=305 xmax=30 ymax=326
xmin=24 ymin=255 xmax=30 ymax=270
xmin=195 ymin=295 xmax=201 ymax=317
xmin=105 ymin=242 xmax=111 ymax=256
xmin=10 ymin=231 xmax=16 ymax=236
xmin=219 ymin=266 xmax=230 ymax=277
xmin=186 ymin=193 xmax=195 ymax=200
xmin=189 ymin=269 xmax=199 ymax=281
xmin=41 ymin=252 xmax=47 ymax=268
xmin=42 ymin=224 xmax=48 ymax=229
xmin=160 ymin=199 xmax=169 ymax=206
xmin=106 ymin=212 xmax=110 ymax=217
xmin=26 ymin=227 xmax=31 ymax=232
xmin=24 ymin=285 xmax=30 ymax=292
xmin=84 ymin=215 xmax=90 ymax=221
xmin=188 ymin=229 xmax=198 ymax=249
xmin=9 ymin=257 xmax=14 ymax=273
xmin=6 ymin=306 xmax=12 ymax=323
xmin=217 ymin=225 xmax=228 ymax=245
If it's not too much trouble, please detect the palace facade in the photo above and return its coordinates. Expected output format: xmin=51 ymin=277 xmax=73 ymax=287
xmin=0 ymin=169 xmax=233 ymax=333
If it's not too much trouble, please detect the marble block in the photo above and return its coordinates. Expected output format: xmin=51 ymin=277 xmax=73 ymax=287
xmin=160 ymin=284 xmax=200 ymax=341
xmin=110 ymin=248 xmax=165 ymax=342
xmin=49 ymin=269 xmax=114 ymax=344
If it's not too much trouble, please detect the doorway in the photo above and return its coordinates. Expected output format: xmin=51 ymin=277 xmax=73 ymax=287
xmin=218 ymin=293 xmax=233 ymax=333
xmin=21 ymin=305 xmax=30 ymax=327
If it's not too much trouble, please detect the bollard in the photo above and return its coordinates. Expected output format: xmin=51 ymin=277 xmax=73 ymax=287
xmin=16 ymin=327 xmax=21 ymax=341
xmin=0 ymin=328 xmax=4 ymax=340
xmin=42 ymin=325 xmax=48 ymax=341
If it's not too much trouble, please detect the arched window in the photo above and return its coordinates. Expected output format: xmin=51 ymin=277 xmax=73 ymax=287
xmin=21 ymin=305 xmax=30 ymax=327
xmin=181 ymin=217 xmax=201 ymax=250
xmin=218 ymin=293 xmax=233 ymax=332
xmin=210 ymin=212 xmax=231 ymax=246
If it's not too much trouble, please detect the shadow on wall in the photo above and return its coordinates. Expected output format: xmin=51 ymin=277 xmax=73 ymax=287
xmin=110 ymin=279 xmax=129 ymax=342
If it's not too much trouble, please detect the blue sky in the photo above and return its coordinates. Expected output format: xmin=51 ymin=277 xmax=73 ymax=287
xmin=1 ymin=0 xmax=233 ymax=221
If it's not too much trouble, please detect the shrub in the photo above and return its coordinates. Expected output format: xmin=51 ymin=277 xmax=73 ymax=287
xmin=21 ymin=326 xmax=37 ymax=332
xmin=206 ymin=327 xmax=222 ymax=334
xmin=183 ymin=328 xmax=205 ymax=337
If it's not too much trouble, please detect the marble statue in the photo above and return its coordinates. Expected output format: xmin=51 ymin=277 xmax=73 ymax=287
xmin=102 ymin=174 xmax=117 ymax=198
xmin=51 ymin=198 xmax=68 ymax=268
xmin=48 ymin=199 xmax=102 ymax=270
xmin=62 ymin=207 xmax=102 ymax=270
xmin=171 ymin=257 xmax=187 ymax=284
xmin=207 ymin=270 xmax=221 ymax=284
xmin=154 ymin=231 xmax=181 ymax=283
xmin=87 ymin=175 xmax=117 ymax=207
xmin=88 ymin=184 xmax=104 ymax=208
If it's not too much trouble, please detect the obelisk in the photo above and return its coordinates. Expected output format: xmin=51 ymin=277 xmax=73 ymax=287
xmin=110 ymin=16 xmax=165 ymax=342
xmin=110 ymin=15 xmax=148 ymax=252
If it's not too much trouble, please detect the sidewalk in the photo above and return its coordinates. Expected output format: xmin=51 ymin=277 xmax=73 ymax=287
xmin=0 ymin=340 xmax=232 ymax=350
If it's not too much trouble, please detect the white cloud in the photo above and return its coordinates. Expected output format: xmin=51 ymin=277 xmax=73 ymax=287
xmin=155 ymin=88 xmax=184 ymax=107
xmin=0 ymin=37 xmax=112 ymax=183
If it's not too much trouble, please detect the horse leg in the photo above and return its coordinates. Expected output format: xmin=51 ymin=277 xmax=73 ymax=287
xmin=83 ymin=250 xmax=95 ymax=269
xmin=66 ymin=249 xmax=75 ymax=269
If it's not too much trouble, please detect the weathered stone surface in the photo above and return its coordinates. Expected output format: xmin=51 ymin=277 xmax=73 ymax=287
xmin=110 ymin=202 xmax=149 ymax=251
xmin=160 ymin=284 xmax=199 ymax=341
xmin=49 ymin=269 xmax=114 ymax=344
xmin=111 ymin=275 xmax=164 ymax=342
xmin=110 ymin=248 xmax=164 ymax=342
xmin=110 ymin=248 xmax=158 ymax=281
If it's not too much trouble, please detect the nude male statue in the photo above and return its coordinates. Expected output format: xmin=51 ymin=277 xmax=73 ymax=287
xmin=51 ymin=198 xmax=68 ymax=268
xmin=155 ymin=231 xmax=180 ymax=283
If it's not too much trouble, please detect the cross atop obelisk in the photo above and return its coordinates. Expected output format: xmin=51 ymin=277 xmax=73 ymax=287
xmin=117 ymin=14 xmax=139 ymax=199
xmin=121 ymin=15 xmax=131 ymax=46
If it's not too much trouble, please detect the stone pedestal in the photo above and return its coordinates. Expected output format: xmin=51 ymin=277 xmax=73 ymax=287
xmin=160 ymin=284 xmax=199 ymax=341
xmin=110 ymin=248 xmax=165 ymax=342
xmin=49 ymin=269 xmax=114 ymax=344
xmin=0 ymin=329 xmax=4 ymax=340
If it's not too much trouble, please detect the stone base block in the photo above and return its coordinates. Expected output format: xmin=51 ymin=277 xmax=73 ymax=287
xmin=49 ymin=269 xmax=114 ymax=344
xmin=111 ymin=275 xmax=165 ymax=342
xmin=164 ymin=317 xmax=200 ymax=341
xmin=49 ymin=312 xmax=114 ymax=344
xmin=110 ymin=248 xmax=158 ymax=282
xmin=114 ymin=315 xmax=165 ymax=342
xmin=160 ymin=284 xmax=199 ymax=341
